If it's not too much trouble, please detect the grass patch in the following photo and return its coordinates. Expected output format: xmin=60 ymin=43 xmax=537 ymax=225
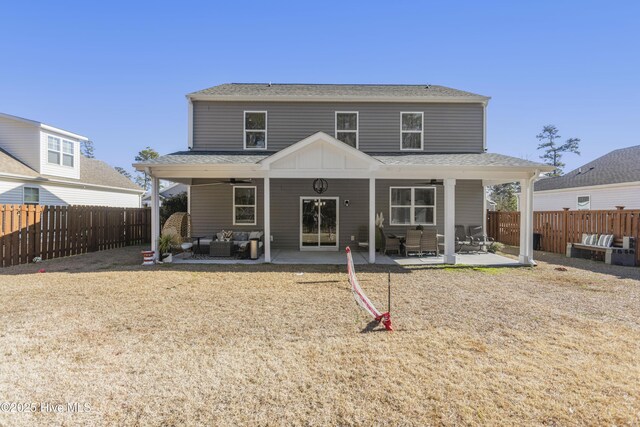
xmin=0 ymin=245 xmax=638 ymax=425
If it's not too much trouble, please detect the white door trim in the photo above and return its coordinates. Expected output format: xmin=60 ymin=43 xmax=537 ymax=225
xmin=299 ymin=196 xmax=339 ymax=251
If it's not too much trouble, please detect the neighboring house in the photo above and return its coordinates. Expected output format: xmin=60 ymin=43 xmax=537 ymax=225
xmin=141 ymin=182 xmax=188 ymax=207
xmin=532 ymin=145 xmax=640 ymax=211
xmin=134 ymin=83 xmax=551 ymax=264
xmin=0 ymin=112 xmax=144 ymax=207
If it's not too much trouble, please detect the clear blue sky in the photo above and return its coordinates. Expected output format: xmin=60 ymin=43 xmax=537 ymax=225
xmin=2 ymin=1 xmax=638 ymax=176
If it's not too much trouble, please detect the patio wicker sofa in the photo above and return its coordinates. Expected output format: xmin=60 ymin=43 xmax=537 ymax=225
xmin=199 ymin=230 xmax=264 ymax=257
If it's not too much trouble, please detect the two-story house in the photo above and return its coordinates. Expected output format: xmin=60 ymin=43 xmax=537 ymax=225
xmin=135 ymin=84 xmax=551 ymax=264
xmin=0 ymin=112 xmax=144 ymax=207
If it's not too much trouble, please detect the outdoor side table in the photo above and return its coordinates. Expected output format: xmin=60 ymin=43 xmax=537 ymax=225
xmin=210 ymin=240 xmax=233 ymax=257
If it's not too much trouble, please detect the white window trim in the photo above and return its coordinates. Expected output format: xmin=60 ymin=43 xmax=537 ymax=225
xmin=335 ymin=111 xmax=359 ymax=149
xmin=244 ymin=111 xmax=267 ymax=150
xmin=400 ymin=112 xmax=424 ymax=151
xmin=389 ymin=186 xmax=436 ymax=226
xmin=233 ymin=185 xmax=257 ymax=225
xmin=23 ymin=186 xmax=40 ymax=205
xmin=47 ymin=135 xmax=76 ymax=168
xmin=576 ymin=194 xmax=591 ymax=210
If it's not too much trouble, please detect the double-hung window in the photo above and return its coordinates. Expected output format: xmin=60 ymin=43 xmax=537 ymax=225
xmin=233 ymin=186 xmax=257 ymax=225
xmin=47 ymin=136 xmax=75 ymax=167
xmin=244 ymin=111 xmax=267 ymax=149
xmin=577 ymin=195 xmax=590 ymax=210
xmin=400 ymin=112 xmax=423 ymax=150
xmin=390 ymin=187 xmax=435 ymax=225
xmin=23 ymin=187 xmax=40 ymax=205
xmin=335 ymin=112 xmax=358 ymax=148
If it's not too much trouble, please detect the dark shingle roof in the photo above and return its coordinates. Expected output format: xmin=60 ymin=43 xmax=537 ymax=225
xmin=0 ymin=150 xmax=142 ymax=191
xmin=0 ymin=148 xmax=39 ymax=177
xmin=142 ymin=150 xmax=546 ymax=168
xmin=535 ymin=145 xmax=640 ymax=191
xmin=189 ymin=83 xmax=489 ymax=101
xmin=75 ymin=157 xmax=143 ymax=190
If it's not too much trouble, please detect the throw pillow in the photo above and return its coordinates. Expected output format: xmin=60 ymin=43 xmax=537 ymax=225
xmin=222 ymin=230 xmax=233 ymax=241
xmin=234 ymin=231 xmax=249 ymax=241
xmin=216 ymin=232 xmax=224 ymax=241
xmin=605 ymin=234 xmax=615 ymax=247
xmin=581 ymin=234 xmax=590 ymax=244
xmin=589 ymin=234 xmax=599 ymax=245
xmin=597 ymin=234 xmax=607 ymax=247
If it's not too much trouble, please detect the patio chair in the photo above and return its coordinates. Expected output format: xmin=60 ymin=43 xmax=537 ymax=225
xmin=162 ymin=212 xmax=193 ymax=252
xmin=380 ymin=229 xmax=401 ymax=255
xmin=404 ymin=229 xmax=422 ymax=256
xmin=468 ymin=225 xmax=494 ymax=251
xmin=357 ymin=225 xmax=369 ymax=250
xmin=420 ymin=229 xmax=438 ymax=256
xmin=455 ymin=225 xmax=470 ymax=252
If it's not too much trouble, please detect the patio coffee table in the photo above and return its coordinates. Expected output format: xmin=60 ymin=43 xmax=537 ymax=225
xmin=210 ymin=240 xmax=234 ymax=257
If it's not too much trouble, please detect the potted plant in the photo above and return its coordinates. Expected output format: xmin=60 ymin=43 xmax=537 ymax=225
xmin=158 ymin=233 xmax=177 ymax=263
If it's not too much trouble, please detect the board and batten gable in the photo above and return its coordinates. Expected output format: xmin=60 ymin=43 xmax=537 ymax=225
xmin=0 ymin=116 xmax=41 ymax=171
xmin=39 ymin=129 xmax=81 ymax=180
xmin=192 ymin=101 xmax=484 ymax=153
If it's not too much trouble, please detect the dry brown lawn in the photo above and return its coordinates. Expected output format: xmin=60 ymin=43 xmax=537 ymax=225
xmin=1 ymin=247 xmax=639 ymax=426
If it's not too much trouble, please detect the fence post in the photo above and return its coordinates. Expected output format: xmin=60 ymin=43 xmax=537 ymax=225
xmin=562 ymin=208 xmax=569 ymax=249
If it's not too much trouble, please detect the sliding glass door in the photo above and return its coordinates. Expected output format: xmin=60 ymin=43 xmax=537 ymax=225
xmin=300 ymin=197 xmax=339 ymax=250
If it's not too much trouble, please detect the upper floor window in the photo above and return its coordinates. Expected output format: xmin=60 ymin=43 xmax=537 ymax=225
xmin=390 ymin=186 xmax=435 ymax=225
xmin=577 ymin=195 xmax=590 ymax=210
xmin=400 ymin=112 xmax=423 ymax=150
xmin=23 ymin=187 xmax=40 ymax=205
xmin=244 ymin=111 xmax=267 ymax=150
xmin=233 ymin=186 xmax=257 ymax=225
xmin=335 ymin=112 xmax=358 ymax=148
xmin=47 ymin=136 xmax=74 ymax=167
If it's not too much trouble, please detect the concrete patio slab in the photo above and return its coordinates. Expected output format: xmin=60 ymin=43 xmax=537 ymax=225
xmin=172 ymin=249 xmax=521 ymax=267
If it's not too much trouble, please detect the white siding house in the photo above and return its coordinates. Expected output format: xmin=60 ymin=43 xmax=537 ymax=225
xmin=531 ymin=145 xmax=640 ymax=211
xmin=0 ymin=112 xmax=144 ymax=207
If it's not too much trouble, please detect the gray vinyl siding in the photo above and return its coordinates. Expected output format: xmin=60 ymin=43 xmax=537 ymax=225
xmin=375 ymin=179 xmax=483 ymax=236
xmin=190 ymin=179 xmax=264 ymax=236
xmin=189 ymin=178 xmax=483 ymax=250
xmin=270 ymin=179 xmax=369 ymax=250
xmin=193 ymin=101 xmax=484 ymax=153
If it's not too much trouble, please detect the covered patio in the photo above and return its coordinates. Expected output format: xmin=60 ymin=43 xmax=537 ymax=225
xmin=136 ymin=132 xmax=553 ymax=266
xmin=171 ymin=249 xmax=520 ymax=266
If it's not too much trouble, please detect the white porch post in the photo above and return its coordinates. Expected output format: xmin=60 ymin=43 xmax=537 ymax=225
xmin=264 ymin=176 xmax=271 ymax=262
xmin=519 ymin=178 xmax=531 ymax=264
xmin=369 ymin=178 xmax=376 ymax=264
xmin=526 ymin=176 xmax=535 ymax=264
xmin=150 ymin=175 xmax=160 ymax=257
xmin=443 ymin=178 xmax=456 ymax=264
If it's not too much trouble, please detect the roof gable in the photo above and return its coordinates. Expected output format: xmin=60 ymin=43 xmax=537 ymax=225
xmin=260 ymin=132 xmax=380 ymax=172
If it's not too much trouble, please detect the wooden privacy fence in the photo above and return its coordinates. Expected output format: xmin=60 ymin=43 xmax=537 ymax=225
xmin=0 ymin=205 xmax=151 ymax=268
xmin=487 ymin=209 xmax=640 ymax=263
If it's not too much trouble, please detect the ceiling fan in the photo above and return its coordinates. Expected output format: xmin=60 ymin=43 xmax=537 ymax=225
xmin=413 ymin=179 xmax=443 ymax=185
xmin=191 ymin=178 xmax=253 ymax=187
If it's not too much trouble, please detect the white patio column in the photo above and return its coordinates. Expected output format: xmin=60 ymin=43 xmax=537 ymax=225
xmin=263 ymin=177 xmax=271 ymax=262
xmin=368 ymin=178 xmax=376 ymax=264
xmin=150 ymin=175 xmax=160 ymax=257
xmin=526 ymin=176 xmax=536 ymax=264
xmin=518 ymin=178 xmax=531 ymax=264
xmin=443 ymin=178 xmax=456 ymax=264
